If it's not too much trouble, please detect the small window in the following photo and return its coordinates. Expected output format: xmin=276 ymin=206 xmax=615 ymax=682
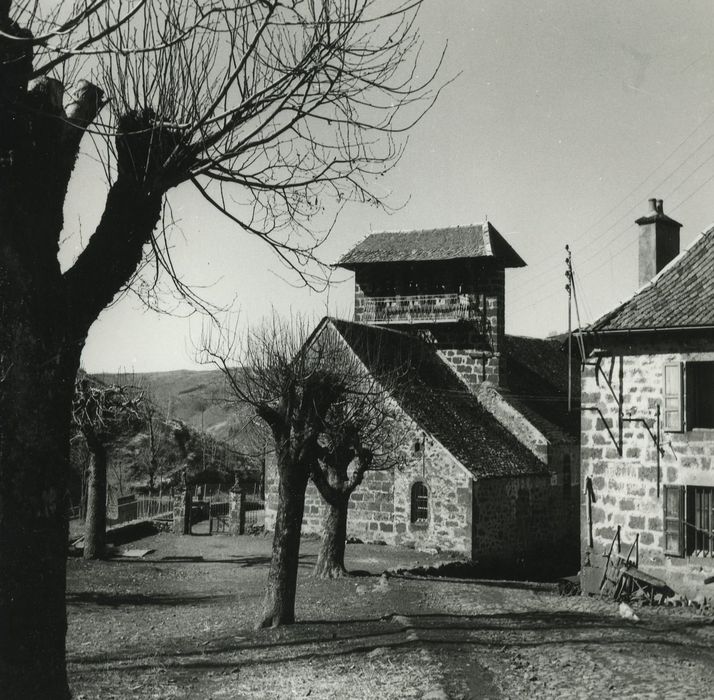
xmin=413 ymin=440 xmax=421 ymax=454
xmin=665 ymin=485 xmax=714 ymax=557
xmin=687 ymin=486 xmax=714 ymax=556
xmin=410 ymin=482 xmax=428 ymax=523
xmin=664 ymin=361 xmax=714 ymax=431
xmin=562 ymin=454 xmax=571 ymax=497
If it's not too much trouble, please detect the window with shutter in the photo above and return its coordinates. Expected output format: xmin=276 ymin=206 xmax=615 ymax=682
xmin=663 ymin=485 xmax=684 ymax=557
xmin=686 ymin=362 xmax=714 ymax=429
xmin=688 ymin=486 xmax=714 ymax=556
xmin=663 ymin=363 xmax=684 ymax=432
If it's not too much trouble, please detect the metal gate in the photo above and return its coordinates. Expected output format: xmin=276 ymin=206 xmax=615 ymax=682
xmin=209 ymin=500 xmax=230 ymax=534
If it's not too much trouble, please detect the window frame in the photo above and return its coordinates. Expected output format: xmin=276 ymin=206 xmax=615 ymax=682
xmin=663 ymin=360 xmax=714 ymax=433
xmin=688 ymin=485 xmax=714 ymax=557
xmin=410 ymin=481 xmax=429 ymax=524
xmin=664 ymin=484 xmax=714 ymax=558
xmin=562 ymin=454 xmax=572 ymax=497
xmin=663 ymin=484 xmax=685 ymax=557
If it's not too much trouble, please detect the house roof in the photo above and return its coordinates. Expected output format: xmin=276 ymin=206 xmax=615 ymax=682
xmin=500 ymin=335 xmax=580 ymax=441
xmin=591 ymin=224 xmax=714 ymax=333
xmin=337 ymin=222 xmax=526 ymax=269
xmin=325 ymin=318 xmax=548 ymax=479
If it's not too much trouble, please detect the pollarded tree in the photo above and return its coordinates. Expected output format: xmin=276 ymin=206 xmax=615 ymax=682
xmin=72 ymin=376 xmax=144 ymax=559
xmin=306 ymin=320 xmax=412 ymax=578
xmin=310 ymin=390 xmax=407 ymax=579
xmin=204 ymin=314 xmax=357 ymax=627
xmin=0 ymin=2 xmax=441 ymax=695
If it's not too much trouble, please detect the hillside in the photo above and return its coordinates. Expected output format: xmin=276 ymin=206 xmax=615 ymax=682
xmin=92 ymin=369 xmax=264 ymax=451
xmin=85 ymin=369 xmax=267 ymax=495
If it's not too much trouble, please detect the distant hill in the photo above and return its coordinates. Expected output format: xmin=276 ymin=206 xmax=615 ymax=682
xmin=92 ymin=368 xmax=267 ymax=461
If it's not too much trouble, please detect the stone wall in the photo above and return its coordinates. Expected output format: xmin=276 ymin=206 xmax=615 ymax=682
xmin=265 ymin=411 xmax=579 ymax=567
xmin=352 ymin=263 xmax=506 ymax=388
xmin=474 ymin=471 xmax=579 ymax=574
xmin=580 ymin=339 xmax=714 ymax=598
xmin=264 ymin=420 xmax=474 ymax=555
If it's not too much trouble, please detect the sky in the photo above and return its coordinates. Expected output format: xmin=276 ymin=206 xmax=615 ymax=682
xmin=63 ymin=1 xmax=714 ymax=373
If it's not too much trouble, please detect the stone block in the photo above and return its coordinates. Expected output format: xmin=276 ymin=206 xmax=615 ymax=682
xmin=595 ymin=526 xmax=616 ymax=540
xmin=628 ymin=515 xmax=645 ymax=530
xmin=639 ymin=531 xmax=655 ymax=546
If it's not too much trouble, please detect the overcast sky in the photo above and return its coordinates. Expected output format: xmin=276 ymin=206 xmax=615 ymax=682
xmin=66 ymin=1 xmax=714 ymax=373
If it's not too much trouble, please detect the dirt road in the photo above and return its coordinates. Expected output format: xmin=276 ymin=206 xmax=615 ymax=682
xmin=66 ymin=530 xmax=714 ymax=699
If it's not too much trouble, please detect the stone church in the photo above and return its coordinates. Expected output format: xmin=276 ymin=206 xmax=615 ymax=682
xmin=265 ymin=220 xmax=580 ymax=573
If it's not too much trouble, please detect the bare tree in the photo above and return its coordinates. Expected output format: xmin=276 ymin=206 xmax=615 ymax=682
xmin=0 ymin=2 xmax=441 ymax=695
xmin=72 ymin=376 xmax=143 ymax=559
xmin=310 ymin=380 xmax=407 ymax=578
xmin=203 ymin=314 xmax=360 ymax=627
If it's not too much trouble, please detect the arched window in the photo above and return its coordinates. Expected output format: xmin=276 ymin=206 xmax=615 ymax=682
xmin=563 ymin=454 xmax=571 ymax=496
xmin=410 ymin=482 xmax=429 ymax=523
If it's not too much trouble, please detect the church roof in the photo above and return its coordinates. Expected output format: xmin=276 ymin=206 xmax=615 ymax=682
xmin=323 ymin=319 xmax=548 ymax=479
xmin=499 ymin=335 xmax=580 ymax=442
xmin=337 ymin=222 xmax=526 ymax=269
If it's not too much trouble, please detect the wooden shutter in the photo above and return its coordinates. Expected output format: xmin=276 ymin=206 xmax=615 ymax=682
xmin=663 ymin=363 xmax=684 ymax=432
xmin=663 ymin=485 xmax=685 ymax=557
xmin=684 ymin=361 xmax=697 ymax=431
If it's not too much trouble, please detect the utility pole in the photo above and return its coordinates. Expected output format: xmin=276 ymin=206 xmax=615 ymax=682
xmin=565 ymin=245 xmax=573 ymax=412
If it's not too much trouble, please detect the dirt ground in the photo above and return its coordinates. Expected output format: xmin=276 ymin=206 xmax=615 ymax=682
xmin=66 ymin=524 xmax=714 ymax=699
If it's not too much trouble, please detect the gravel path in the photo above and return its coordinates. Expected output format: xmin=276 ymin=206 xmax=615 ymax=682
xmin=65 ymin=531 xmax=714 ymax=699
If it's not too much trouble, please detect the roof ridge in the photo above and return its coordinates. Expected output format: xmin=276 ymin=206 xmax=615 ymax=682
xmin=367 ymin=223 xmax=485 ymax=236
xmin=590 ymin=222 xmax=714 ymax=331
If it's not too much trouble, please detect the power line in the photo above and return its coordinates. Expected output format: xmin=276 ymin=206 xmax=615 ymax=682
xmin=510 ymin=145 xmax=714 ymax=311
xmin=519 ymin=107 xmax=714 ymax=271
xmin=510 ymin=125 xmax=714 ymax=306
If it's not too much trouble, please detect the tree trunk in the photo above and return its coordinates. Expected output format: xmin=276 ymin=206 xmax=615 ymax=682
xmin=83 ymin=443 xmax=108 ymax=560
xmin=258 ymin=465 xmax=309 ymax=628
xmin=0 ymin=296 xmax=79 ymax=699
xmin=314 ymin=493 xmax=349 ymax=578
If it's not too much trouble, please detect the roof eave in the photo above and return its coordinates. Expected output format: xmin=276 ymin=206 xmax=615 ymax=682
xmin=590 ymin=324 xmax=714 ymax=336
xmin=335 ymin=254 xmax=526 ymax=269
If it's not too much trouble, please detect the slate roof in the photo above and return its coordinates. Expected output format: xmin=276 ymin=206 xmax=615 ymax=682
xmin=325 ymin=319 xmax=548 ymax=479
xmin=500 ymin=335 xmax=580 ymax=441
xmin=337 ymin=223 xmax=526 ymax=269
xmin=592 ymin=224 xmax=714 ymax=332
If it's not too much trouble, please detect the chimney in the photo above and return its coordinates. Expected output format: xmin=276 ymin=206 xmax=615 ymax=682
xmin=635 ymin=198 xmax=682 ymax=286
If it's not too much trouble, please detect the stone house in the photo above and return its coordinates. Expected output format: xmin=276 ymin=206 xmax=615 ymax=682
xmin=580 ymin=199 xmax=714 ymax=598
xmin=265 ymin=221 xmax=581 ymax=572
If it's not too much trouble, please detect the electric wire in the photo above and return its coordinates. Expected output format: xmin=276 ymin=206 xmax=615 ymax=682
xmin=509 ymin=123 xmax=714 ymax=308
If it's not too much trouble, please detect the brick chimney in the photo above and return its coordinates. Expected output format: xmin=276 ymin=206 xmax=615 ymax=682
xmin=635 ymin=198 xmax=681 ymax=286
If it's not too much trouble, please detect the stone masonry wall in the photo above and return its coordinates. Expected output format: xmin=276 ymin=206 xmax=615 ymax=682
xmin=353 ymin=265 xmax=506 ymax=389
xmin=474 ymin=466 xmax=579 ymax=574
xmin=264 ymin=419 xmax=474 ymax=555
xmin=581 ymin=340 xmax=714 ymax=598
xmin=265 ymin=423 xmax=579 ymax=568
xmin=433 ymin=267 xmax=505 ymax=390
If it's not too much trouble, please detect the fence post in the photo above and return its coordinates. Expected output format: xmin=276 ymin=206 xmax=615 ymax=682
xmin=172 ymin=473 xmax=193 ymax=535
xmin=229 ymin=480 xmax=246 ymax=535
